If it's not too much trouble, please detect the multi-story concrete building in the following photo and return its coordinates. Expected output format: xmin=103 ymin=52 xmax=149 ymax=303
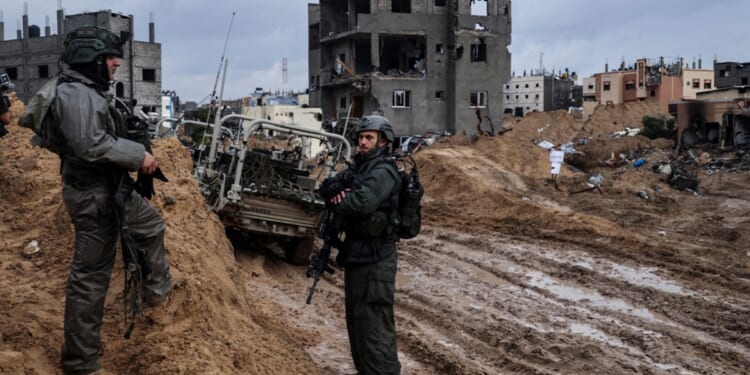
xmin=0 ymin=4 xmax=162 ymax=111
xmin=583 ymin=57 xmax=715 ymax=117
xmin=502 ymin=71 xmax=577 ymax=116
xmin=714 ymin=61 xmax=750 ymax=88
xmin=308 ymin=0 xmax=512 ymax=137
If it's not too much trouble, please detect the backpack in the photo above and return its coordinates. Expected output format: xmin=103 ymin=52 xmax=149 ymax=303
xmin=19 ymin=77 xmax=67 ymax=154
xmin=394 ymin=155 xmax=423 ymax=239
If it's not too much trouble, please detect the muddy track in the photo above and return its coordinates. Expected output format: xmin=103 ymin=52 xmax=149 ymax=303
xmin=231 ymin=220 xmax=750 ymax=374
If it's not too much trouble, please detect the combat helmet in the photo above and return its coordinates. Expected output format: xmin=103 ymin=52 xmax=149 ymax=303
xmin=357 ymin=115 xmax=394 ymax=144
xmin=62 ymin=26 xmax=127 ymax=65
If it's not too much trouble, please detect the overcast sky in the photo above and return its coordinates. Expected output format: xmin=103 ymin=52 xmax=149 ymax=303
xmin=2 ymin=0 xmax=748 ymax=103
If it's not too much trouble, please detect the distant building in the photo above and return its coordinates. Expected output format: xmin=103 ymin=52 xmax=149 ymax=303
xmin=502 ymin=70 xmax=578 ymax=116
xmin=308 ymin=0 xmax=512 ymax=137
xmin=582 ymin=76 xmax=597 ymax=119
xmin=670 ymin=87 xmax=750 ymax=147
xmin=0 ymin=5 xmax=162 ymax=112
xmin=583 ymin=57 xmax=715 ymax=117
xmin=714 ymin=62 xmax=750 ymax=88
xmin=242 ymin=93 xmax=324 ymax=157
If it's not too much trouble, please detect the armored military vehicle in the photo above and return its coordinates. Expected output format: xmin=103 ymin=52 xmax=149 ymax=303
xmin=186 ymin=115 xmax=352 ymax=264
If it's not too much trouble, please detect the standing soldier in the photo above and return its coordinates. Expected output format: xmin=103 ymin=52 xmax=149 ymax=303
xmin=26 ymin=26 xmax=172 ymax=375
xmin=0 ymin=74 xmax=13 ymax=134
xmin=321 ymin=115 xmax=402 ymax=374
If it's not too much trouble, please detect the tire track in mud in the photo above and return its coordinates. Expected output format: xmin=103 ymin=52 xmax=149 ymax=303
xmin=230 ymin=222 xmax=750 ymax=374
xmin=234 ymin=246 xmax=436 ymax=375
xmin=395 ymin=226 xmax=750 ymax=374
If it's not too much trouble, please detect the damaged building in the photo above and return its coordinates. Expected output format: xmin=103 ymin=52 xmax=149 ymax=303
xmin=582 ymin=57 xmax=714 ymax=119
xmin=0 ymin=3 xmax=162 ymax=112
xmin=670 ymin=87 xmax=750 ymax=148
xmin=669 ymin=61 xmax=750 ymax=148
xmin=308 ymin=0 xmax=512 ymax=137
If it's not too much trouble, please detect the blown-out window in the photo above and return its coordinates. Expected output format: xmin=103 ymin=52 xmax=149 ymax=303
xmin=392 ymin=90 xmax=411 ymax=108
xmin=470 ymin=91 xmax=487 ymax=108
xmin=143 ymin=68 xmax=156 ymax=82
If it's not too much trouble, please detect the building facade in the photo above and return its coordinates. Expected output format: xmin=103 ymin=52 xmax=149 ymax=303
xmin=583 ymin=57 xmax=715 ymax=117
xmin=502 ymin=72 xmax=577 ymax=116
xmin=308 ymin=0 xmax=512 ymax=137
xmin=0 ymin=5 xmax=162 ymax=111
xmin=714 ymin=62 xmax=750 ymax=88
xmin=582 ymin=76 xmax=597 ymax=119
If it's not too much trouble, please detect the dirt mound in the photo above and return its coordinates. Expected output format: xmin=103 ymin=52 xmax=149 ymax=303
xmin=3 ymin=92 xmax=749 ymax=374
xmin=416 ymin=109 xmax=633 ymax=241
xmin=0 ymin=99 xmax=317 ymax=374
xmin=585 ymin=100 xmax=671 ymax=139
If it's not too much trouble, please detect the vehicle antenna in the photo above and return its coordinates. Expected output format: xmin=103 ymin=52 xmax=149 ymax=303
xmin=198 ymin=11 xmax=236 ymax=165
xmin=209 ymin=11 xmax=236 ymax=106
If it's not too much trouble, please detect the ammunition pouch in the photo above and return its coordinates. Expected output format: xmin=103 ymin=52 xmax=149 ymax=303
xmin=61 ymin=159 xmax=123 ymax=190
xmin=352 ymin=211 xmax=390 ymax=238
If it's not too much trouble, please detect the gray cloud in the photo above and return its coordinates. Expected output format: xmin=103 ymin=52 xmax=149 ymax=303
xmin=511 ymin=0 xmax=749 ymax=79
xmin=3 ymin=0 xmax=747 ymax=102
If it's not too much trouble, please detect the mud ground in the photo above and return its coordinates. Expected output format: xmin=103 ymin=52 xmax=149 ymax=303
xmin=1 ymin=96 xmax=749 ymax=374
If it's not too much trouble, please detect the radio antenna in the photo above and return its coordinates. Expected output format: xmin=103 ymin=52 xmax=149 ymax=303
xmin=208 ymin=11 xmax=236 ymax=106
xmin=199 ymin=11 xmax=235 ymax=153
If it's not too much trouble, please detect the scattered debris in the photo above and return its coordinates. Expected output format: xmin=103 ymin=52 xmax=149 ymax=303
xmin=537 ymin=124 xmax=551 ymax=133
xmin=560 ymin=142 xmax=576 ymax=154
xmin=668 ymin=167 xmax=699 ymax=192
xmin=570 ymin=173 xmax=605 ymax=195
xmin=588 ymin=173 xmax=604 ymax=186
xmin=536 ymin=140 xmax=555 ymax=150
xmin=22 ymin=240 xmax=40 ymax=258
xmin=609 ymin=126 xmax=641 ymax=138
xmin=164 ymin=196 xmax=178 ymax=206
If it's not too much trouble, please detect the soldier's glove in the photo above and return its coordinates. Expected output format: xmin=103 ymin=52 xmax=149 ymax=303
xmin=338 ymin=169 xmax=355 ymax=187
xmin=134 ymin=167 xmax=169 ymax=200
xmin=320 ymin=177 xmax=345 ymax=203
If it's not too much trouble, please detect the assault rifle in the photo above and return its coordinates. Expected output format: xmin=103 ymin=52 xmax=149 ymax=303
xmin=305 ymin=210 xmax=338 ymax=304
xmin=112 ymin=97 xmax=168 ymax=199
xmin=113 ymin=182 xmax=153 ymax=339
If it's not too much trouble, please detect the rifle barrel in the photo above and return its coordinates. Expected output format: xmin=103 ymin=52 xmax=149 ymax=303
xmin=306 ymin=277 xmax=320 ymax=304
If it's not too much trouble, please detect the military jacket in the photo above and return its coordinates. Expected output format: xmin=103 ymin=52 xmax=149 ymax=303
xmin=333 ymin=149 xmax=400 ymax=264
xmin=53 ymin=67 xmax=145 ymax=188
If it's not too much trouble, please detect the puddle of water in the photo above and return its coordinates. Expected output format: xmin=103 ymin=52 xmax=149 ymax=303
xmin=609 ymin=264 xmax=689 ymax=295
xmin=517 ymin=245 xmax=691 ymax=296
xmin=568 ymin=322 xmax=626 ymax=348
xmin=525 ymin=271 xmax=656 ymax=321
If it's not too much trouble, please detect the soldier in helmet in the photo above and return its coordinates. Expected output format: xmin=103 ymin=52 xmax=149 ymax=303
xmin=321 ymin=114 xmax=402 ymax=374
xmin=46 ymin=26 xmax=172 ymax=374
xmin=0 ymin=74 xmax=12 ymax=134
xmin=0 ymin=94 xmax=10 ymax=134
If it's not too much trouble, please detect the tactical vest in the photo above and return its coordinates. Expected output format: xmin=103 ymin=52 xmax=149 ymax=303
xmin=345 ymin=156 xmax=401 ymax=239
